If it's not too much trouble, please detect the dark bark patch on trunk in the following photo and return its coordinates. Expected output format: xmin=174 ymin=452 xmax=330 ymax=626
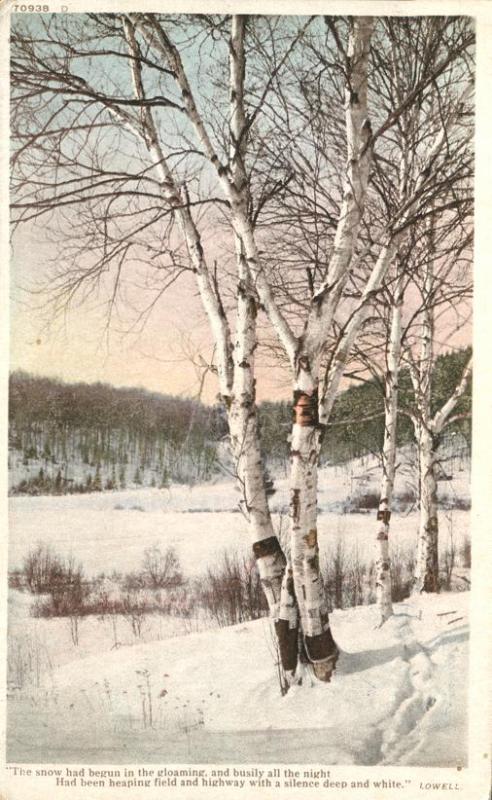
xmin=252 ymin=536 xmax=283 ymax=560
xmin=377 ymin=508 xmax=391 ymax=523
xmin=293 ymin=389 xmax=319 ymax=426
xmin=274 ymin=620 xmax=299 ymax=673
xmin=303 ymin=528 xmax=317 ymax=548
xmin=305 ymin=627 xmax=338 ymax=663
xmin=422 ymin=572 xmax=440 ymax=593
xmin=427 ymin=515 xmax=438 ymax=532
xmin=286 ymin=569 xmax=296 ymax=598
xmin=308 ymin=554 xmax=319 ymax=572
xmin=317 ymin=423 xmax=327 ymax=444
xmin=291 ymin=488 xmax=300 ymax=523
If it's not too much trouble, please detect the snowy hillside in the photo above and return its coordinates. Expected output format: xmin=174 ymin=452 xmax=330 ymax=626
xmin=7 ymin=591 xmax=468 ymax=765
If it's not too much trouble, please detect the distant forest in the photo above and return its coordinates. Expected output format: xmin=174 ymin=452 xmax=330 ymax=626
xmin=9 ymin=348 xmax=471 ymax=495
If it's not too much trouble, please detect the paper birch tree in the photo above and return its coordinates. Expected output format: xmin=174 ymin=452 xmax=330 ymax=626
xmin=10 ymin=12 xmax=294 ymax=664
xmin=404 ymin=219 xmax=472 ymax=593
xmin=10 ymin=13 xmax=474 ymax=680
xmin=248 ymin=16 xmax=473 ymax=641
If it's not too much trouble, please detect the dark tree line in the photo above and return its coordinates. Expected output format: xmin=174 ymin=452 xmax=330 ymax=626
xmin=9 ymin=371 xmax=224 ymax=491
xmin=258 ymin=347 xmax=471 ymax=470
xmin=9 ymin=349 xmax=470 ymax=495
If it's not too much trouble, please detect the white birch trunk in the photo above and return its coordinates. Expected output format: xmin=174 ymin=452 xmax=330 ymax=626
xmin=304 ymin=16 xmax=374 ymax=358
xmin=409 ymin=206 xmax=472 ymax=594
xmin=411 ymin=351 xmax=472 ymax=596
xmin=122 ymin=17 xmax=234 ymax=398
xmin=123 ymin=17 xmax=291 ymax=643
xmin=411 ymin=217 xmax=438 ymax=593
xmin=414 ymin=422 xmax=440 ymax=593
xmin=228 ymin=245 xmax=296 ymax=670
xmin=288 ymin=364 xmax=337 ymax=681
xmin=320 ymin=236 xmax=399 ymax=423
xmin=228 ymin=18 xmax=299 ymax=674
xmin=375 ymin=267 xmax=404 ymax=623
xmin=280 ymin=18 xmax=374 ymax=679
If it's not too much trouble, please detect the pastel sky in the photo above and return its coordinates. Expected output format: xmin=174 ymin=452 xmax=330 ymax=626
xmin=10 ymin=222 xmax=294 ymax=404
xmin=9 ymin=13 xmax=472 ymax=405
xmin=10 ymin=216 xmax=471 ymax=405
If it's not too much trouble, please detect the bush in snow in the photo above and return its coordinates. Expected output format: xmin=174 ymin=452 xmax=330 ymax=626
xmin=142 ymin=545 xmax=183 ymax=590
xmin=193 ymin=550 xmax=268 ymax=627
xmin=23 ymin=543 xmax=79 ymax=595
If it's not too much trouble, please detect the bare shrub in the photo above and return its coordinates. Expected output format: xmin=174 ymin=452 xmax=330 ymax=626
xmin=440 ymin=494 xmax=471 ymax=511
xmin=343 ymin=492 xmax=379 ymax=514
xmin=120 ymin=547 xmax=183 ymax=593
xmin=390 ymin=541 xmax=415 ymax=602
xmin=22 ymin=542 xmax=63 ymax=594
xmin=32 ymin=552 xmax=87 ymax=613
xmin=322 ymin=538 xmax=375 ymax=611
xmin=8 ymin=570 xmax=24 ymax=590
xmin=142 ymin=545 xmax=183 ymax=589
xmin=30 ymin=547 xmax=89 ymax=646
xmin=323 ymin=537 xmax=346 ymax=609
xmin=194 ymin=551 xmax=267 ymax=627
xmin=441 ymin=511 xmax=456 ymax=590
xmin=346 ymin=544 xmax=366 ymax=607
xmin=121 ymin=590 xmax=147 ymax=638
xmin=8 ymin=633 xmax=53 ymax=690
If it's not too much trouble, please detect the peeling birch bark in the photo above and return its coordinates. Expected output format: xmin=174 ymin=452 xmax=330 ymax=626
xmin=288 ymin=366 xmax=338 ymax=680
xmin=228 ymin=250 xmax=288 ymax=639
xmin=279 ymin=17 xmax=375 ymax=679
xmin=122 ymin=17 xmax=292 ymax=651
xmin=227 ymin=17 xmax=298 ymax=673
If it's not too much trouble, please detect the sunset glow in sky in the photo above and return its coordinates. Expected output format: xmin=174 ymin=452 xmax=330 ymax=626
xmin=10 ymin=215 xmax=471 ymax=405
xmin=8 ymin=13 xmax=473 ymax=406
xmin=10 ymin=223 xmax=294 ymax=404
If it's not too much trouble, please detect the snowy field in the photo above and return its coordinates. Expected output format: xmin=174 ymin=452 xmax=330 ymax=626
xmin=7 ymin=592 xmax=468 ymax=766
xmin=7 ymin=456 xmax=471 ymax=766
xmin=8 ymin=454 xmax=470 ymax=579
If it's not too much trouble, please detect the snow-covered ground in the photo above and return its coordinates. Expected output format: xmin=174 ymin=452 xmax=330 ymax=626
xmin=7 ymin=591 xmax=468 ymax=766
xmin=7 ymin=454 xmax=471 ymax=766
xmin=8 ymin=454 xmax=470 ymax=579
